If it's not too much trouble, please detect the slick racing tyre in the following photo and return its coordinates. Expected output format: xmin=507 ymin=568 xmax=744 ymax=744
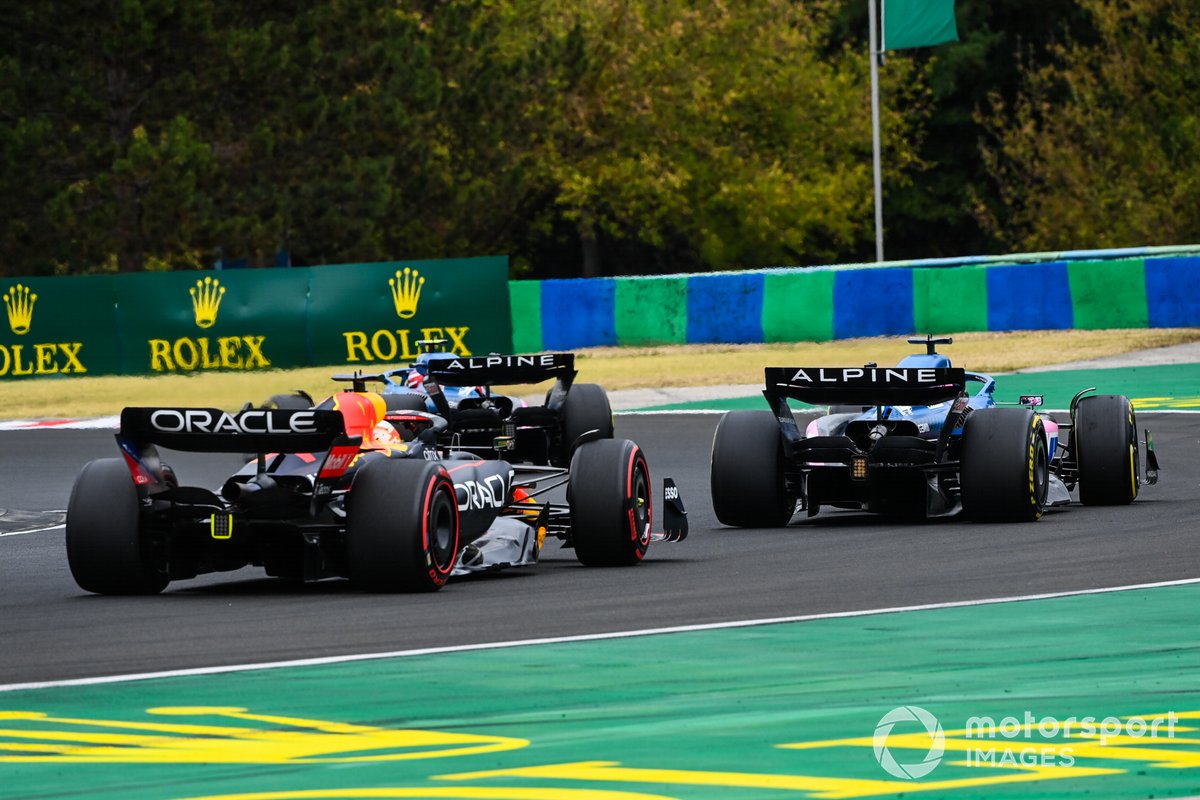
xmin=710 ymin=410 xmax=794 ymax=528
xmin=347 ymin=459 xmax=459 ymax=592
xmin=244 ymin=392 xmax=317 ymax=462
xmin=265 ymin=391 xmax=313 ymax=410
xmin=1075 ymin=394 xmax=1139 ymax=505
xmin=66 ymin=458 xmax=169 ymax=594
xmin=960 ymin=408 xmax=1049 ymax=522
xmin=568 ymin=438 xmax=651 ymax=566
xmin=384 ymin=393 xmax=429 ymax=413
xmin=558 ymin=383 xmax=614 ymax=464
xmin=828 ymin=405 xmax=870 ymax=415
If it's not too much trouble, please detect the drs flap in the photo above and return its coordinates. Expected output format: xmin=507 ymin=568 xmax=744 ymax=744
xmin=764 ymin=367 xmax=966 ymax=407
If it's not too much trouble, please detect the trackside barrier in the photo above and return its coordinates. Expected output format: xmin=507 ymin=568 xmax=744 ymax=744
xmin=0 ymin=256 xmax=511 ymax=379
xmin=509 ymin=246 xmax=1200 ymax=351
xmin=4 ymin=247 xmax=1196 ymax=377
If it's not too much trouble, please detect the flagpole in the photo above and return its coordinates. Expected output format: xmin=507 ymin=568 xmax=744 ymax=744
xmin=868 ymin=0 xmax=884 ymax=262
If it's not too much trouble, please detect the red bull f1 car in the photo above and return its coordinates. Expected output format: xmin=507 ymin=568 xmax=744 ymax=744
xmin=710 ymin=336 xmax=1159 ymax=526
xmin=65 ymin=357 xmax=686 ymax=595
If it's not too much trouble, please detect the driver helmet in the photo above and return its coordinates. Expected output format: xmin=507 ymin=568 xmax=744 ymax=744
xmin=372 ymin=420 xmax=404 ymax=446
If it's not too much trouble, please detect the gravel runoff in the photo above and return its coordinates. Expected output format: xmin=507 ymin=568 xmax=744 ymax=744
xmin=602 ymin=341 xmax=1200 ymax=411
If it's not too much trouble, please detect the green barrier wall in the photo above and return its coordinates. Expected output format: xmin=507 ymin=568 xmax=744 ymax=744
xmin=508 ymin=280 xmax=542 ymax=355
xmin=762 ymin=270 xmax=835 ymax=342
xmin=912 ymin=265 xmax=989 ymax=333
xmin=614 ymin=276 xmax=688 ymax=345
xmin=0 ymin=275 xmax=120 ymax=377
xmin=115 ymin=270 xmax=310 ymax=374
xmin=1068 ymin=257 xmax=1148 ymax=329
xmin=0 ymin=256 xmax=511 ymax=379
xmin=308 ymin=257 xmax=510 ymax=367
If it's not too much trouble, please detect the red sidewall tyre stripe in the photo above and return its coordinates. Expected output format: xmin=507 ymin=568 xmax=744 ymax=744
xmin=625 ymin=448 xmax=650 ymax=560
xmin=422 ymin=475 xmax=458 ymax=586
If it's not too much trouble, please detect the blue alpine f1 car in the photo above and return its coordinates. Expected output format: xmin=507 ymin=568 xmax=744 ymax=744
xmin=264 ymin=341 xmax=613 ymax=467
xmin=710 ymin=336 xmax=1159 ymax=525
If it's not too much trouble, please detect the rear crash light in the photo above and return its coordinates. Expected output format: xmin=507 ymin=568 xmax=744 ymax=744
xmin=210 ymin=514 xmax=234 ymax=540
xmin=851 ymin=456 xmax=868 ymax=480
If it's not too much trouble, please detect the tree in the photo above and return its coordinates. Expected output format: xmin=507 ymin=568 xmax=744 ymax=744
xmin=212 ymin=1 xmax=441 ymax=266
xmin=0 ymin=1 xmax=227 ymax=274
xmin=0 ymin=0 xmax=442 ymax=274
xmin=512 ymin=1 xmax=928 ymax=275
xmin=0 ymin=0 xmax=936 ymax=277
xmin=978 ymin=0 xmax=1200 ymax=250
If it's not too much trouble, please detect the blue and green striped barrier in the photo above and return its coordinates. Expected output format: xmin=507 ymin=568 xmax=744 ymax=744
xmin=509 ymin=246 xmax=1200 ymax=352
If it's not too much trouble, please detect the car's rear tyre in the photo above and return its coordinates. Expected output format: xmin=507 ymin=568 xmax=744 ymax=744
xmin=960 ymin=408 xmax=1048 ymax=522
xmin=559 ymin=383 xmax=614 ymax=463
xmin=828 ymin=405 xmax=870 ymax=415
xmin=242 ymin=393 xmax=317 ymax=460
xmin=1075 ymin=394 xmax=1139 ymax=505
xmin=385 ymin=392 xmax=429 ymax=412
xmin=568 ymin=439 xmax=651 ymax=566
xmin=347 ymin=459 xmax=459 ymax=591
xmin=265 ymin=392 xmax=313 ymax=410
xmin=710 ymin=410 xmax=794 ymax=528
xmin=66 ymin=458 xmax=168 ymax=594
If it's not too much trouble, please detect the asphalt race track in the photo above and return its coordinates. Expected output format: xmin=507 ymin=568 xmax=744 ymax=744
xmin=0 ymin=412 xmax=1196 ymax=686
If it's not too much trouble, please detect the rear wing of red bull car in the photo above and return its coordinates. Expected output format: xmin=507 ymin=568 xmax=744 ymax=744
xmin=119 ymin=407 xmax=347 ymax=453
xmin=116 ymin=407 xmax=353 ymax=487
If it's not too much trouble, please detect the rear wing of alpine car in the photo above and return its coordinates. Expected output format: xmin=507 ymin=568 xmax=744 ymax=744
xmin=425 ymin=353 xmax=577 ymax=389
xmin=118 ymin=407 xmax=347 ymax=454
xmin=764 ymin=367 xmax=967 ymax=407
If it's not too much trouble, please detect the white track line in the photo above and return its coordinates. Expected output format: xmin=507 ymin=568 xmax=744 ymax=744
xmin=0 ymin=511 xmax=67 ymax=537
xmin=0 ymin=524 xmax=65 ymax=537
xmin=2 ymin=576 xmax=1198 ymax=693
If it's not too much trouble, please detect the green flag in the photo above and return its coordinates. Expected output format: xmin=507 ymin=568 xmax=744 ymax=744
xmin=883 ymin=0 xmax=958 ymax=50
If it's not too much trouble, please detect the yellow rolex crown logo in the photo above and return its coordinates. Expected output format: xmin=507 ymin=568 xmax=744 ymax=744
xmin=190 ymin=276 xmax=226 ymax=329
xmin=389 ymin=267 xmax=424 ymax=319
xmin=3 ymin=283 xmax=36 ymax=335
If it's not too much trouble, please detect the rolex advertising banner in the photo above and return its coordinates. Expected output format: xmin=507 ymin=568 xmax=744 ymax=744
xmin=1 ymin=255 xmax=512 ymax=379
xmin=113 ymin=270 xmax=311 ymax=374
xmin=0 ymin=274 xmax=120 ymax=378
xmin=307 ymin=256 xmax=512 ymax=367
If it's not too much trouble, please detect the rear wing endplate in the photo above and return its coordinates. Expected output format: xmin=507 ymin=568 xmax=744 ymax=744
xmin=118 ymin=407 xmax=347 ymax=453
xmin=764 ymin=367 xmax=966 ymax=407
xmin=425 ymin=353 xmax=577 ymax=388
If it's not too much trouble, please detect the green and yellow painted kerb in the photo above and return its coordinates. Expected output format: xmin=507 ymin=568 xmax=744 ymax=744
xmin=3 ymin=582 xmax=1200 ymax=799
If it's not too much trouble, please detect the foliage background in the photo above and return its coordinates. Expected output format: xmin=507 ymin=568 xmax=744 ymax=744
xmin=1 ymin=0 xmax=1195 ymax=279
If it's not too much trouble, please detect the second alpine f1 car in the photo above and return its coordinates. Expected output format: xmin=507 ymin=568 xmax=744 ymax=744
xmin=710 ymin=336 xmax=1159 ymax=526
xmin=65 ymin=359 xmax=686 ymax=595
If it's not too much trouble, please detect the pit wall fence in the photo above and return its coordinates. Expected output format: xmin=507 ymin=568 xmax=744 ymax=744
xmin=507 ymin=246 xmax=1200 ymax=352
